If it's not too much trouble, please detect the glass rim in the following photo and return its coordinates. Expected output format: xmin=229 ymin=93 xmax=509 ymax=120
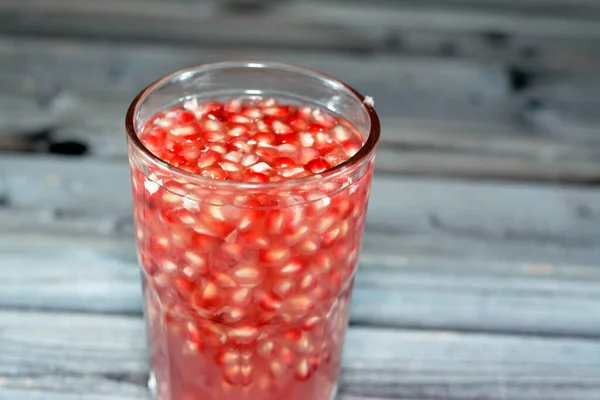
xmin=125 ymin=61 xmax=381 ymax=189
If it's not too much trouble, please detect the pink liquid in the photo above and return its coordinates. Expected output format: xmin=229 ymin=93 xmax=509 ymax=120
xmin=130 ymin=97 xmax=373 ymax=400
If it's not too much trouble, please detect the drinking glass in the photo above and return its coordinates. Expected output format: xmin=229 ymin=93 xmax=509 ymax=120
xmin=125 ymin=61 xmax=380 ymax=400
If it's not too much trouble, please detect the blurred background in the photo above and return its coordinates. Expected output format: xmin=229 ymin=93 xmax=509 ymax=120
xmin=2 ymin=1 xmax=600 ymax=399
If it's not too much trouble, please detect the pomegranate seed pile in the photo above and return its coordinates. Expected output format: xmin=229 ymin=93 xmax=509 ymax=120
xmin=130 ymin=96 xmax=374 ymax=400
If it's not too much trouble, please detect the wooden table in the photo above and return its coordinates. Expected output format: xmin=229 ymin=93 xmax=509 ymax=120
xmin=2 ymin=1 xmax=600 ymax=399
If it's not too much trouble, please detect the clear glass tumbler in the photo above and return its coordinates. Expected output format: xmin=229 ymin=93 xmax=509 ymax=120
xmin=125 ymin=62 xmax=380 ymax=400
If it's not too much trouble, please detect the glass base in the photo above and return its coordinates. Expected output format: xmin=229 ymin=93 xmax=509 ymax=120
xmin=148 ymin=369 xmax=339 ymax=400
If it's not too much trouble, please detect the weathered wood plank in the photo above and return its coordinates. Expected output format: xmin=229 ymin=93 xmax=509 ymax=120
xmin=2 ymin=219 xmax=600 ymax=336
xmin=1 ymin=310 xmax=599 ymax=400
xmin=1 ymin=0 xmax=600 ymax=73
xmin=2 ymin=36 xmax=600 ymax=181
xmin=3 ymin=156 xmax=600 ymax=242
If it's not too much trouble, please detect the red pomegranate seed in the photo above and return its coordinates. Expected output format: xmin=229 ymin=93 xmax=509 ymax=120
xmin=243 ymin=171 xmax=270 ymax=183
xmin=218 ymin=160 xmax=242 ymax=172
xmin=306 ymin=157 xmax=331 ymax=174
xmin=280 ymin=346 xmax=296 ymax=367
xmin=277 ymin=258 xmax=306 ymax=277
xmin=231 ymin=264 xmax=265 ymax=286
xmin=296 ymin=236 xmax=320 ymax=254
xmin=192 ymin=282 xmax=221 ymax=309
xmin=208 ymin=143 xmax=228 ymax=154
xmin=342 ymin=139 xmax=362 ymax=157
xmin=203 ymin=130 xmax=227 ymax=142
xmin=270 ymin=360 xmax=285 ymax=378
xmin=272 ymin=279 xmax=295 ymax=299
xmin=228 ymin=326 xmax=258 ymax=345
xmin=295 ymin=358 xmax=312 ymax=381
xmin=284 ymin=329 xmax=302 ymax=341
xmin=230 ymin=287 xmax=253 ymax=307
xmin=271 ymin=156 xmax=296 ymax=169
xmin=217 ymin=350 xmax=240 ymax=366
xmin=242 ymin=107 xmax=263 ymax=119
xmin=170 ymin=125 xmax=197 ymax=136
xmin=259 ymin=291 xmax=283 ymax=312
xmin=177 ymin=110 xmax=196 ymax=123
xmin=288 ymin=295 xmax=314 ymax=314
xmin=257 ymin=339 xmax=275 ymax=358
xmin=197 ymin=150 xmax=220 ymax=168
xmin=201 ymin=167 xmax=228 ymax=180
xmin=252 ymin=131 xmax=276 ymax=145
xmin=221 ymin=306 xmax=246 ymax=323
xmin=260 ymin=246 xmax=291 ymax=266
xmin=263 ymin=105 xmax=290 ymax=117
xmin=272 ymin=120 xmax=293 ymax=134
xmin=303 ymin=315 xmax=322 ymax=331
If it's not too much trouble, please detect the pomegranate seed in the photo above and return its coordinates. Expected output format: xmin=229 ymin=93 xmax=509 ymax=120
xmin=277 ymin=143 xmax=299 ymax=158
xmin=219 ymin=160 xmax=242 ymax=172
xmin=230 ymin=114 xmax=251 ymax=124
xmin=201 ymin=167 xmax=228 ymax=180
xmin=296 ymin=236 xmax=320 ymax=254
xmin=232 ymin=264 xmax=265 ymax=286
xmin=295 ymin=359 xmax=311 ymax=381
xmin=221 ymin=242 xmax=244 ymax=260
xmin=185 ymin=340 xmax=204 ymax=354
xmin=230 ymin=287 xmax=253 ymax=307
xmin=303 ymin=315 xmax=323 ymax=331
xmin=280 ymin=346 xmax=296 ymax=366
xmin=170 ymin=125 xmax=197 ymax=136
xmin=259 ymin=291 xmax=283 ymax=312
xmin=342 ymin=139 xmax=362 ymax=157
xmin=221 ymin=306 xmax=246 ymax=323
xmin=270 ymin=360 xmax=285 ymax=378
xmin=278 ymin=259 xmax=306 ymax=277
xmin=257 ymin=340 xmax=275 ymax=358
xmin=260 ymin=246 xmax=291 ymax=266
xmin=288 ymin=295 xmax=314 ymax=314
xmin=252 ymin=131 xmax=276 ymax=145
xmin=312 ymin=108 xmax=337 ymax=129
xmin=242 ymin=107 xmax=263 ymax=119
xmin=208 ymin=143 xmax=228 ymax=154
xmin=239 ymin=153 xmax=259 ymax=167
xmin=249 ymin=162 xmax=272 ymax=173
xmin=224 ymin=151 xmax=243 ymax=163
xmin=153 ymin=272 xmax=171 ymax=287
xmin=217 ymin=350 xmax=240 ymax=366
xmin=263 ymin=106 xmax=290 ymax=117
xmin=271 ymin=156 xmax=296 ymax=169
xmin=266 ymin=211 xmax=284 ymax=234
xmin=243 ymin=171 xmax=270 ymax=183
xmin=279 ymin=166 xmax=306 ymax=178
xmin=204 ymin=118 xmax=225 ymax=130
xmin=306 ymin=157 xmax=331 ymax=174
xmin=284 ymin=329 xmax=302 ymax=341
xmin=228 ymin=326 xmax=258 ymax=345
xmin=213 ymin=272 xmax=237 ymax=288
xmin=299 ymin=274 xmax=317 ymax=292
xmin=273 ymin=279 xmax=295 ymax=299
xmin=298 ymin=147 xmax=320 ymax=164
xmin=192 ymin=282 xmax=221 ymax=309
xmin=197 ymin=150 xmax=220 ymax=168
xmin=187 ymin=321 xmax=202 ymax=341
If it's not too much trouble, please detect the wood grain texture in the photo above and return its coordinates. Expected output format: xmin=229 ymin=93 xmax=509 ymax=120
xmin=0 ymin=184 xmax=600 ymax=337
xmin=3 ymin=156 xmax=600 ymax=242
xmin=1 ymin=0 xmax=600 ymax=73
xmin=1 ymin=310 xmax=599 ymax=400
xmin=2 ymin=36 xmax=600 ymax=181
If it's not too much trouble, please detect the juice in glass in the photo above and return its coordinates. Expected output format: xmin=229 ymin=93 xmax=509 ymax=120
xmin=125 ymin=62 xmax=380 ymax=400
